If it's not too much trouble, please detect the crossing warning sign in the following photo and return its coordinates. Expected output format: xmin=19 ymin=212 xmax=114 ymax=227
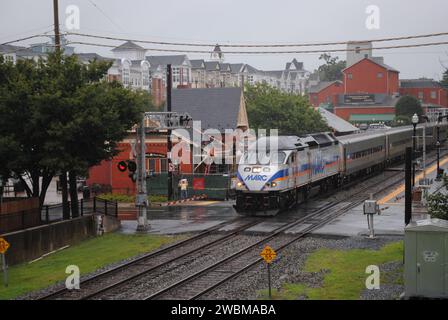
xmin=260 ymin=245 xmax=276 ymax=264
xmin=0 ymin=238 xmax=10 ymax=254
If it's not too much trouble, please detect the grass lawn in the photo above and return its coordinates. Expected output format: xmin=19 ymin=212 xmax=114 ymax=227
xmin=258 ymin=241 xmax=403 ymax=300
xmin=0 ymin=232 xmax=184 ymax=300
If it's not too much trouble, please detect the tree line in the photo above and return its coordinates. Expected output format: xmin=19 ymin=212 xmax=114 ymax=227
xmin=0 ymin=51 xmax=151 ymax=218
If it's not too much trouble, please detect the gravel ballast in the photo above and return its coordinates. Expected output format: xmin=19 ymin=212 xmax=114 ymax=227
xmin=200 ymin=235 xmax=404 ymax=300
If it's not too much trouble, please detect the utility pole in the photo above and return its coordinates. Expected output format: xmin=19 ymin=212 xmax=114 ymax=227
xmin=54 ymin=0 xmax=70 ymax=218
xmin=136 ymin=117 xmax=149 ymax=231
xmin=166 ymin=64 xmax=174 ymax=200
xmin=53 ymin=0 xmax=60 ymax=50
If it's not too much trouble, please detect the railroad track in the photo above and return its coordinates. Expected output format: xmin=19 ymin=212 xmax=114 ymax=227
xmin=38 ymin=217 xmax=260 ymax=300
xmin=145 ymin=172 xmax=407 ymax=300
xmin=39 ymin=150 xmax=444 ymax=300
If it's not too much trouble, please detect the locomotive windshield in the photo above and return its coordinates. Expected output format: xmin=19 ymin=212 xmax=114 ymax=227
xmin=241 ymin=151 xmax=286 ymax=165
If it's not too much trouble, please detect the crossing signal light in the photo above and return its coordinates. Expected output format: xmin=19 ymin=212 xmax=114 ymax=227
xmin=127 ymin=160 xmax=137 ymax=182
xmin=117 ymin=161 xmax=127 ymax=172
xmin=117 ymin=160 xmax=137 ymax=182
xmin=127 ymin=160 xmax=137 ymax=172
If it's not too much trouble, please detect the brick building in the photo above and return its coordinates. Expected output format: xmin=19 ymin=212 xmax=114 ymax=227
xmin=309 ymin=54 xmax=402 ymax=123
xmin=309 ymin=80 xmax=343 ymax=108
xmin=87 ymin=87 xmax=248 ymax=195
xmin=342 ymin=57 xmax=399 ymax=95
xmin=400 ymin=79 xmax=448 ymax=109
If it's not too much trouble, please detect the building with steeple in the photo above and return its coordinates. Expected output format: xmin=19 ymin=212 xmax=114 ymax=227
xmin=210 ymin=44 xmax=224 ymax=63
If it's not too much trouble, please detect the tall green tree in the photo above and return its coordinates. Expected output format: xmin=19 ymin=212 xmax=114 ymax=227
xmin=245 ymin=83 xmax=329 ymax=135
xmin=395 ymin=95 xmax=423 ymax=121
xmin=441 ymin=68 xmax=448 ymax=88
xmin=0 ymin=52 xmax=148 ymax=211
xmin=317 ymin=54 xmax=346 ymax=82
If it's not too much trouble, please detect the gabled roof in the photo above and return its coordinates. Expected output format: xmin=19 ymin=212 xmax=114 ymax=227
xmin=74 ymin=52 xmax=113 ymax=63
xmin=285 ymin=58 xmax=304 ymax=71
xmin=205 ymin=61 xmax=220 ymax=71
xmin=220 ymin=63 xmax=231 ymax=72
xmin=244 ymin=64 xmax=261 ymax=74
xmin=170 ymin=87 xmax=245 ymax=131
xmin=112 ymin=41 xmax=145 ymax=52
xmin=343 ymin=57 xmax=399 ymax=73
xmin=400 ymin=79 xmax=442 ymax=89
xmin=190 ymin=59 xmax=205 ymax=69
xmin=229 ymin=63 xmax=245 ymax=74
xmin=0 ymin=44 xmax=21 ymax=54
xmin=146 ymin=55 xmax=189 ymax=67
xmin=309 ymin=80 xmax=342 ymax=94
xmin=318 ymin=107 xmax=358 ymax=134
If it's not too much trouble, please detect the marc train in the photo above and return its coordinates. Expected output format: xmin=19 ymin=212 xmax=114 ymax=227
xmin=234 ymin=122 xmax=448 ymax=215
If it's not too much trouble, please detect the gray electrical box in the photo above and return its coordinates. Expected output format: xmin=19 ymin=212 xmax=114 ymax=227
xmin=404 ymin=218 xmax=448 ymax=298
xmin=363 ymin=200 xmax=379 ymax=215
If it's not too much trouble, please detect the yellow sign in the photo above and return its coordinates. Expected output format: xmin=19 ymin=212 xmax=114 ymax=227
xmin=0 ymin=238 xmax=10 ymax=254
xmin=260 ymin=245 xmax=276 ymax=264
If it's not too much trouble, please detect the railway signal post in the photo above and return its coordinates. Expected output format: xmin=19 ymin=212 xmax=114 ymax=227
xmin=136 ymin=112 xmax=191 ymax=231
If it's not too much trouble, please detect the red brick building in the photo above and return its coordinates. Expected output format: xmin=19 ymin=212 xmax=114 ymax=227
xmin=309 ymin=80 xmax=343 ymax=108
xmin=399 ymin=79 xmax=448 ymax=109
xmin=308 ymin=57 xmax=401 ymax=123
xmin=342 ymin=58 xmax=399 ymax=95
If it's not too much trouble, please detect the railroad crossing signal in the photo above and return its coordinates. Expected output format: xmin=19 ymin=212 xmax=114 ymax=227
xmin=0 ymin=238 xmax=9 ymax=254
xmin=117 ymin=160 xmax=138 ymax=182
xmin=260 ymin=245 xmax=276 ymax=264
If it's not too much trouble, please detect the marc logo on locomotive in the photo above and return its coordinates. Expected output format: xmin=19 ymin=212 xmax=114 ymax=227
xmin=244 ymin=174 xmax=268 ymax=182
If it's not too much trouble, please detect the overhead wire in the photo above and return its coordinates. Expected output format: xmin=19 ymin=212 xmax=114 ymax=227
xmin=65 ymin=31 xmax=448 ymax=48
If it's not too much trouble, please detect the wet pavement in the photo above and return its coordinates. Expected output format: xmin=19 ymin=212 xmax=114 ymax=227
xmin=118 ymin=158 xmax=448 ymax=237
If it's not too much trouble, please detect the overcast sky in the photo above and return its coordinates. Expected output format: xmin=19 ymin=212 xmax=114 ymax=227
xmin=1 ymin=0 xmax=448 ymax=79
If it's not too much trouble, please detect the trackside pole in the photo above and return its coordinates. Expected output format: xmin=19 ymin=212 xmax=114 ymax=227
xmin=267 ymin=263 xmax=271 ymax=299
xmin=1 ymin=254 xmax=7 ymax=287
xmin=136 ymin=117 xmax=149 ymax=231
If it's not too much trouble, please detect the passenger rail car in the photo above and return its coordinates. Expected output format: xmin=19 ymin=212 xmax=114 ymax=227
xmin=234 ymin=122 xmax=448 ymax=216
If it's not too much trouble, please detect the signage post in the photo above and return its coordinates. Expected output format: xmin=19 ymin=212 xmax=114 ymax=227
xmin=260 ymin=245 xmax=277 ymax=299
xmin=0 ymin=238 xmax=10 ymax=287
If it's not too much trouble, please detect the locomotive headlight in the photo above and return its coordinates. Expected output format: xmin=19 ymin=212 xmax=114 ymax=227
xmin=271 ymin=182 xmax=277 ymax=187
xmin=237 ymin=182 xmax=243 ymax=187
xmin=244 ymin=167 xmax=251 ymax=172
xmin=263 ymin=167 xmax=270 ymax=172
xmin=252 ymin=167 xmax=262 ymax=173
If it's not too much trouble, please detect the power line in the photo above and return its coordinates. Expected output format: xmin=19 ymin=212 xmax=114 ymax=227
xmin=1 ymin=34 xmax=51 ymax=46
xmin=65 ymin=31 xmax=448 ymax=48
xmin=67 ymin=40 xmax=448 ymax=55
xmin=86 ymin=0 xmax=124 ymax=32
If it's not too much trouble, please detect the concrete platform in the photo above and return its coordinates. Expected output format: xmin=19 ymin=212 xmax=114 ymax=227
xmin=310 ymin=159 xmax=447 ymax=238
xmin=311 ymin=203 xmax=408 ymax=237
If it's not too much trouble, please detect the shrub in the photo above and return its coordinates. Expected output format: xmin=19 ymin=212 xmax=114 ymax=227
xmin=427 ymin=175 xmax=448 ymax=220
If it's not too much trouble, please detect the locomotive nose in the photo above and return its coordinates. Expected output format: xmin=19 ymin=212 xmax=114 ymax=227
xmin=238 ymin=166 xmax=276 ymax=191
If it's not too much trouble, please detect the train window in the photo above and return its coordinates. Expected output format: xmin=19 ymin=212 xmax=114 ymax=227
xmin=241 ymin=151 xmax=286 ymax=165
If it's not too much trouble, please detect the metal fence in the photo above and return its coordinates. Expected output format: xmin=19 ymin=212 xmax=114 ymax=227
xmin=0 ymin=197 xmax=118 ymax=235
xmin=147 ymin=173 xmax=232 ymax=200
xmin=0 ymin=209 xmax=41 ymax=234
xmin=93 ymin=197 xmax=118 ymax=217
xmin=41 ymin=197 xmax=117 ymax=223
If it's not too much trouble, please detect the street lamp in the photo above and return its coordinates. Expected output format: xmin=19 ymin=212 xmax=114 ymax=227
xmin=411 ymin=113 xmax=419 ymax=186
